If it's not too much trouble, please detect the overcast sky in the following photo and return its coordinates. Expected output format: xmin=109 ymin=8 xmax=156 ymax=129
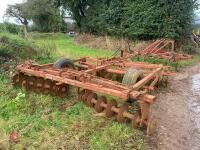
xmin=0 ymin=0 xmax=23 ymax=23
xmin=0 ymin=0 xmax=200 ymax=24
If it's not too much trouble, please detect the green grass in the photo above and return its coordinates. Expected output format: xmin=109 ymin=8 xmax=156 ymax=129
xmin=132 ymin=56 xmax=179 ymax=70
xmin=0 ymin=75 xmax=145 ymax=149
xmin=31 ymin=32 xmax=200 ymax=69
xmin=0 ymin=32 xmax=55 ymax=62
xmin=178 ymin=51 xmax=200 ymax=67
xmin=31 ymin=32 xmax=113 ymax=61
xmin=0 ymin=33 xmax=145 ymax=149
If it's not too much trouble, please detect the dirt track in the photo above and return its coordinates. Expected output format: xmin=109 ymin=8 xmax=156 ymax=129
xmin=149 ymin=62 xmax=200 ymax=150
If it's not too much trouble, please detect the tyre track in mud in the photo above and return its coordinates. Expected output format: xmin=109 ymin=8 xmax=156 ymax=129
xmin=149 ymin=63 xmax=200 ymax=150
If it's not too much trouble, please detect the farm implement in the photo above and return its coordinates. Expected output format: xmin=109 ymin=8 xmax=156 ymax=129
xmin=12 ymin=54 xmax=173 ymax=135
xmin=133 ymin=39 xmax=193 ymax=62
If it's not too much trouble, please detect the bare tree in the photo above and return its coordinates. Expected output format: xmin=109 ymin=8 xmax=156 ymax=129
xmin=5 ymin=3 xmax=29 ymax=35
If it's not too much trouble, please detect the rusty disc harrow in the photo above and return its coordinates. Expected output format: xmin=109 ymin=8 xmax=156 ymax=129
xmin=95 ymin=96 xmax=107 ymax=113
xmin=12 ymin=74 xmax=70 ymax=98
xmin=78 ymin=90 xmax=153 ymax=131
xmin=106 ymin=99 xmax=117 ymax=118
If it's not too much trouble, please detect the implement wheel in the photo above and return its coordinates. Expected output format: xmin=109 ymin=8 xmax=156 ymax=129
xmin=123 ymin=68 xmax=144 ymax=104
xmin=122 ymin=68 xmax=143 ymax=85
xmin=53 ymin=58 xmax=74 ymax=69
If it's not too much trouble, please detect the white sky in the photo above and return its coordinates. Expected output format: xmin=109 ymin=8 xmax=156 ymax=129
xmin=0 ymin=0 xmax=23 ymax=23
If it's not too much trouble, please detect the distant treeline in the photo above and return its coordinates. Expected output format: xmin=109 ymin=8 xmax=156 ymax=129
xmin=61 ymin=0 xmax=197 ymax=40
xmin=4 ymin=0 xmax=198 ymax=40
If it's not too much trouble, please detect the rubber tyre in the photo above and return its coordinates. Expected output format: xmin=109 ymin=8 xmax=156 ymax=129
xmin=53 ymin=58 xmax=74 ymax=69
xmin=122 ymin=68 xmax=144 ymax=85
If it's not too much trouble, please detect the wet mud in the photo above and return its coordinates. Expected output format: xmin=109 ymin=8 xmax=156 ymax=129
xmin=149 ymin=63 xmax=200 ymax=150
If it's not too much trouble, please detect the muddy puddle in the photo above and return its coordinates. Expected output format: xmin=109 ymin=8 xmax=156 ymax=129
xmin=192 ymin=73 xmax=200 ymax=96
xmin=186 ymin=71 xmax=200 ymax=149
xmin=149 ymin=63 xmax=200 ymax=150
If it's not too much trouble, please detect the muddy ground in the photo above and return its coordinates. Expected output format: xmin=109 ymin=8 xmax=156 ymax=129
xmin=149 ymin=62 xmax=200 ymax=150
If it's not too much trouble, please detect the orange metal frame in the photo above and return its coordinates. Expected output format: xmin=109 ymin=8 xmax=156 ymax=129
xmin=16 ymin=55 xmax=173 ymax=104
xmin=134 ymin=39 xmax=193 ymax=61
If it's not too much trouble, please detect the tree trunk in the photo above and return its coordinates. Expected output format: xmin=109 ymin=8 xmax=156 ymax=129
xmin=22 ymin=25 xmax=27 ymax=38
xmin=23 ymin=19 xmax=28 ymax=38
xmin=190 ymin=35 xmax=199 ymax=48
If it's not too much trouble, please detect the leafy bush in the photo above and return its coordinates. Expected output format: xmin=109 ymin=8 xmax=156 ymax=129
xmin=0 ymin=33 xmax=36 ymax=59
xmin=0 ymin=24 xmax=6 ymax=32
xmin=64 ymin=0 xmax=197 ymax=40
xmin=0 ymin=23 xmax=21 ymax=34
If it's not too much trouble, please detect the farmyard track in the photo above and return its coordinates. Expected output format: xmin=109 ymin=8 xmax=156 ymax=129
xmin=149 ymin=62 xmax=200 ymax=150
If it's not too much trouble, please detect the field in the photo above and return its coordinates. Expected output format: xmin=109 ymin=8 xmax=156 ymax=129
xmin=31 ymin=33 xmax=113 ymax=60
xmin=0 ymin=33 xmax=145 ymax=150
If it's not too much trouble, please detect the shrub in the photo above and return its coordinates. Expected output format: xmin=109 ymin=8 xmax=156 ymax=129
xmin=0 ymin=34 xmax=37 ymax=59
xmin=65 ymin=0 xmax=197 ymax=40
xmin=0 ymin=23 xmax=21 ymax=34
xmin=0 ymin=24 xmax=7 ymax=33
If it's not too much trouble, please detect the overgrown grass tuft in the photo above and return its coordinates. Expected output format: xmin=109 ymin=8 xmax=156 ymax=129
xmin=0 ymin=33 xmax=55 ymax=63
